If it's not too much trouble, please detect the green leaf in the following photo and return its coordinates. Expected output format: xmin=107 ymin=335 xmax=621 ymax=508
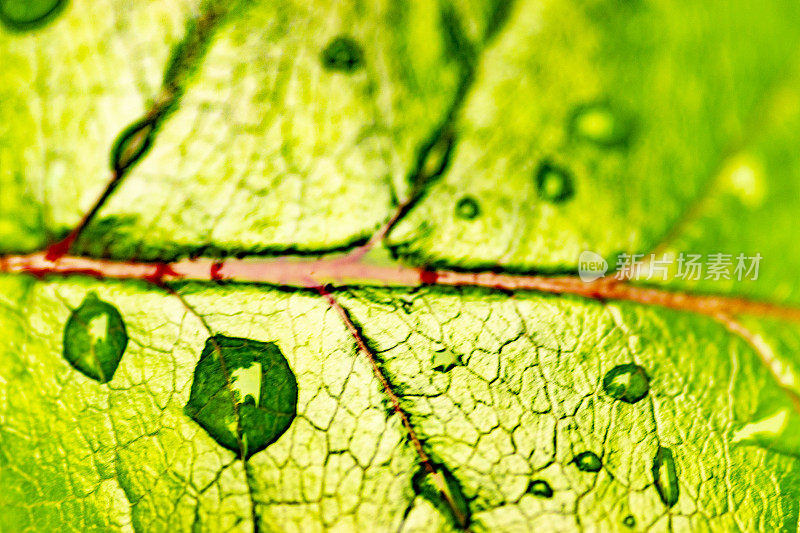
xmin=69 ymin=0 xmax=475 ymax=260
xmin=3 ymin=0 xmax=800 ymax=531
xmin=0 ymin=0 xmax=201 ymax=253
xmin=184 ymin=335 xmax=298 ymax=458
xmin=386 ymin=0 xmax=800 ymax=272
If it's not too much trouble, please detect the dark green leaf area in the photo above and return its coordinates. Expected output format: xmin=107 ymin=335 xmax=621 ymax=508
xmin=412 ymin=465 xmax=471 ymax=529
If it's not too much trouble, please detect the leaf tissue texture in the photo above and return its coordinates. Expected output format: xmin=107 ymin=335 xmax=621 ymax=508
xmin=2 ymin=0 xmax=800 ymax=532
xmin=72 ymin=0 xmax=472 ymax=260
xmin=0 ymin=0 xmax=200 ymax=253
xmin=387 ymin=0 xmax=800 ymax=273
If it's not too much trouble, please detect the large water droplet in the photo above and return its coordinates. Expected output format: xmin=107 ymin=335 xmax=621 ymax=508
xmin=455 ymin=196 xmax=480 ymax=220
xmin=602 ymin=363 xmax=649 ymax=403
xmin=573 ymin=451 xmax=602 ymax=472
xmin=321 ymin=36 xmax=364 ymax=73
xmin=527 ymin=479 xmax=553 ymax=498
xmin=623 ymin=515 xmax=636 ymax=528
xmin=652 ymin=446 xmax=679 ymax=507
xmin=536 ymin=161 xmax=574 ymax=203
xmin=185 ymin=335 xmax=298 ymax=459
xmin=0 ymin=0 xmax=66 ymax=31
xmin=111 ymin=118 xmax=156 ymax=174
xmin=412 ymin=465 xmax=470 ymax=529
xmin=569 ymin=102 xmax=633 ymax=147
xmin=62 ymin=292 xmax=128 ymax=383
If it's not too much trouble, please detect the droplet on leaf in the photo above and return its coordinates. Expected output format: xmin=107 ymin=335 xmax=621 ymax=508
xmin=526 ymin=479 xmax=553 ymax=498
xmin=569 ymin=102 xmax=632 ymax=147
xmin=573 ymin=451 xmax=602 ymax=472
xmin=111 ymin=118 xmax=157 ymax=174
xmin=185 ymin=335 xmax=298 ymax=459
xmin=432 ymin=351 xmax=461 ymax=372
xmin=536 ymin=161 xmax=575 ymax=203
xmin=602 ymin=363 xmax=650 ymax=403
xmin=652 ymin=446 xmax=679 ymax=507
xmin=419 ymin=129 xmax=455 ymax=182
xmin=412 ymin=465 xmax=471 ymax=529
xmin=62 ymin=292 xmax=128 ymax=383
xmin=321 ymin=36 xmax=364 ymax=73
xmin=455 ymin=196 xmax=480 ymax=220
xmin=623 ymin=515 xmax=636 ymax=528
xmin=0 ymin=0 xmax=66 ymax=31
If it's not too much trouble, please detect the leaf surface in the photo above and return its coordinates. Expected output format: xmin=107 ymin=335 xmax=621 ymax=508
xmin=2 ymin=0 xmax=800 ymax=532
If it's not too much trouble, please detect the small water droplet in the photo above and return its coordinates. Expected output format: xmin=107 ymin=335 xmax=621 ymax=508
xmin=111 ymin=118 xmax=156 ymax=174
xmin=623 ymin=515 xmax=636 ymax=528
xmin=432 ymin=351 xmax=461 ymax=372
xmin=572 ymin=451 xmax=602 ymax=472
xmin=62 ymin=292 xmax=128 ymax=383
xmin=413 ymin=465 xmax=470 ymax=529
xmin=569 ymin=102 xmax=632 ymax=147
xmin=418 ymin=129 xmax=455 ymax=182
xmin=0 ymin=0 xmax=67 ymax=32
xmin=185 ymin=335 xmax=298 ymax=458
xmin=652 ymin=446 xmax=679 ymax=507
xmin=455 ymin=196 xmax=480 ymax=219
xmin=602 ymin=363 xmax=649 ymax=403
xmin=536 ymin=161 xmax=574 ymax=203
xmin=527 ymin=479 xmax=553 ymax=498
xmin=321 ymin=36 xmax=364 ymax=73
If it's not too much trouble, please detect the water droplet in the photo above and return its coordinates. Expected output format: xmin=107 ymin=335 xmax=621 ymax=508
xmin=527 ymin=479 xmax=553 ymax=498
xmin=652 ymin=446 xmax=679 ymax=507
xmin=623 ymin=515 xmax=636 ymax=528
xmin=536 ymin=161 xmax=574 ymax=203
xmin=111 ymin=118 xmax=156 ymax=174
xmin=573 ymin=451 xmax=602 ymax=472
xmin=321 ymin=36 xmax=364 ymax=73
xmin=418 ymin=129 xmax=454 ymax=182
xmin=569 ymin=102 xmax=633 ymax=147
xmin=62 ymin=292 xmax=128 ymax=383
xmin=412 ymin=465 xmax=470 ymax=529
xmin=455 ymin=196 xmax=480 ymax=220
xmin=0 ymin=0 xmax=67 ymax=32
xmin=432 ymin=351 xmax=461 ymax=372
xmin=185 ymin=335 xmax=298 ymax=459
xmin=602 ymin=363 xmax=649 ymax=403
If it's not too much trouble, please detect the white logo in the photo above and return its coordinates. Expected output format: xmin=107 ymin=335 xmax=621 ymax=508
xmin=578 ymin=250 xmax=608 ymax=282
